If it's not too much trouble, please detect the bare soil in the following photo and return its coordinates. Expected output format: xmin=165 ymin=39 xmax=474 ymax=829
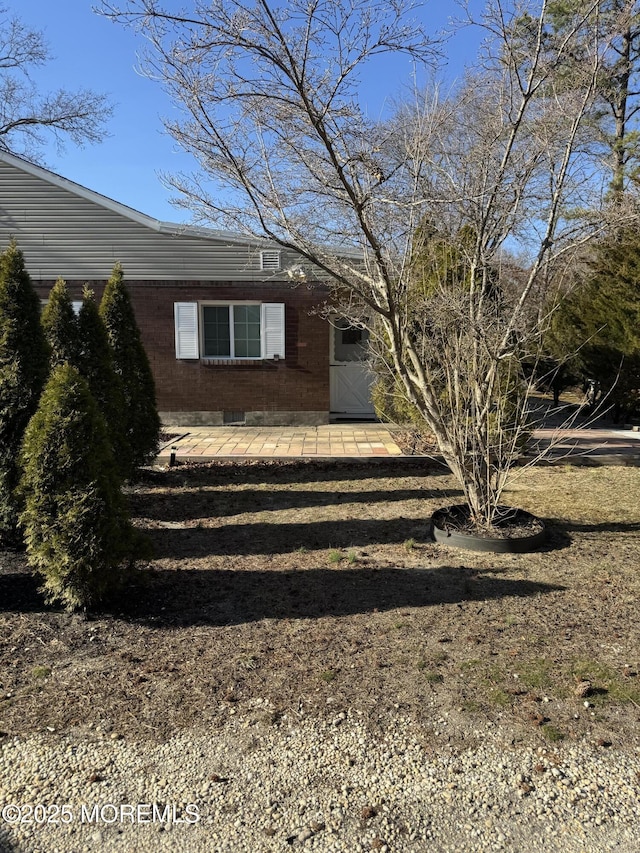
xmin=1 ymin=460 xmax=638 ymax=750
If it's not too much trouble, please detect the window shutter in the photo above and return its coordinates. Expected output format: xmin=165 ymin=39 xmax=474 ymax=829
xmin=261 ymin=303 xmax=285 ymax=359
xmin=174 ymin=302 xmax=199 ymax=359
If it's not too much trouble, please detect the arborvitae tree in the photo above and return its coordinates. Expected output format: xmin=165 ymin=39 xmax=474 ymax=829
xmin=41 ymin=277 xmax=80 ymax=368
xmin=99 ymin=263 xmax=160 ymax=470
xmin=0 ymin=239 xmax=49 ymax=543
xmin=77 ymin=286 xmax=131 ymax=479
xmin=18 ymin=363 xmax=138 ymax=611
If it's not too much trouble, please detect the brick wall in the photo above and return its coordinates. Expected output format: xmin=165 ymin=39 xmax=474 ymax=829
xmin=35 ymin=279 xmax=331 ymax=422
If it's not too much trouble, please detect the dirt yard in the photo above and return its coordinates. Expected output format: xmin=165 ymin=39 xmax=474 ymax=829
xmin=1 ymin=460 xmax=638 ymax=750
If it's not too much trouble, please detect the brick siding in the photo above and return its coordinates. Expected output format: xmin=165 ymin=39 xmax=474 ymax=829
xmin=34 ymin=279 xmax=331 ymax=419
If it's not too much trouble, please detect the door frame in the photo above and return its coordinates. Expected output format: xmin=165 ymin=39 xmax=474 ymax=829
xmin=329 ymin=323 xmax=376 ymax=419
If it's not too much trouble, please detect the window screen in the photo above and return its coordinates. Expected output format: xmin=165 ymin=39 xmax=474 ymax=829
xmin=233 ymin=305 xmax=261 ymax=358
xmin=203 ymin=306 xmax=231 ymax=357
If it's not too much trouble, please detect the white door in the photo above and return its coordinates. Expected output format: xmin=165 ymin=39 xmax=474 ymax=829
xmin=330 ymin=323 xmax=376 ymax=417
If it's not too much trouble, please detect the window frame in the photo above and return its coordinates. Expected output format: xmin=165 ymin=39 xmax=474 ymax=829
xmin=200 ymin=301 xmax=263 ymax=360
xmin=174 ymin=301 xmax=285 ymax=361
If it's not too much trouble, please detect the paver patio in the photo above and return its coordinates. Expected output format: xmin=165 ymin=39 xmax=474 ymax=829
xmin=156 ymin=422 xmax=640 ymax=463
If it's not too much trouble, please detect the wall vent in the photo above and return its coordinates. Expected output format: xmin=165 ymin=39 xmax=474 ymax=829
xmin=260 ymin=250 xmax=281 ymax=271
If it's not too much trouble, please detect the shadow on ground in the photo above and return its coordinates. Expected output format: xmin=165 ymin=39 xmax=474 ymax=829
xmin=0 ymin=827 xmax=19 ymax=853
xmin=138 ymin=457 xmax=450 ymax=487
xmin=145 ymin=517 xmax=440 ymax=557
xmin=142 ymin=512 xmax=576 ymax=558
xmin=120 ymin=565 xmax=567 ymax=627
xmin=0 ymin=565 xmax=565 ymax=626
xmin=553 ymin=520 xmax=640 ymax=535
xmin=132 ymin=486 xmax=463 ymax=522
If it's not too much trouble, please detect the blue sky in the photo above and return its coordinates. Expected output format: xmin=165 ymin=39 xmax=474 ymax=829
xmin=17 ymin=0 xmax=482 ymax=224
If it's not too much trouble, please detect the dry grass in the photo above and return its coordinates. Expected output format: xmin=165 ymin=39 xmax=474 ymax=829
xmin=0 ymin=460 xmax=638 ymax=749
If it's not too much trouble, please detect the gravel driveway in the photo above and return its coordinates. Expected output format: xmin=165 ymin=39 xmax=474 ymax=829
xmin=1 ymin=714 xmax=639 ymax=852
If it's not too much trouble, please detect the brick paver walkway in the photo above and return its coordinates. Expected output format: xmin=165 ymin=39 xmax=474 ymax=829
xmin=157 ymin=423 xmax=640 ymax=463
xmin=157 ymin=423 xmax=404 ymax=460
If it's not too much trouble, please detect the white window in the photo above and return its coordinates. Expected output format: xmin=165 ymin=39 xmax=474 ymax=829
xmin=174 ymin=302 xmax=285 ymax=360
xmin=203 ymin=304 xmax=261 ymax=358
xmin=39 ymin=299 xmax=83 ymax=315
xmin=260 ymin=250 xmax=281 ymax=272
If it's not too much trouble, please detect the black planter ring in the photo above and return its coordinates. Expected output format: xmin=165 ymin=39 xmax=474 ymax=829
xmin=430 ymin=504 xmax=547 ymax=553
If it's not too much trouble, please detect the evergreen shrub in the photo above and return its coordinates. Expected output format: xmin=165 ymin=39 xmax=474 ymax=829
xmin=41 ymin=277 xmax=79 ymax=368
xmin=19 ymin=364 xmax=139 ymax=611
xmin=0 ymin=240 xmax=49 ymax=542
xmin=77 ymin=286 xmax=131 ymax=478
xmin=100 ymin=263 xmax=160 ymax=471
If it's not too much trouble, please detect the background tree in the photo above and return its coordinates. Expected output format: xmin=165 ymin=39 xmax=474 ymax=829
xmin=513 ymin=0 xmax=640 ymax=198
xmin=0 ymin=239 xmax=48 ymax=543
xmin=99 ymin=263 xmax=160 ymax=472
xmin=371 ymin=222 xmax=478 ymax=425
xmin=0 ymin=4 xmax=113 ymax=160
xmin=547 ymin=226 xmax=640 ymax=419
xmin=534 ymin=1 xmax=640 ymax=416
xmin=18 ymin=363 xmax=138 ymax=611
xmin=77 ymin=286 xmax=131 ymax=479
xmin=103 ymin=0 xmax=610 ymax=528
xmin=40 ymin=277 xmax=79 ymax=368
xmin=594 ymin=0 xmax=640 ymax=197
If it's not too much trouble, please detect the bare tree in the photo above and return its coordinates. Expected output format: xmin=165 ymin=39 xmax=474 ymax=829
xmin=0 ymin=5 xmax=112 ymax=160
xmin=102 ymin=0 xmax=613 ymax=529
